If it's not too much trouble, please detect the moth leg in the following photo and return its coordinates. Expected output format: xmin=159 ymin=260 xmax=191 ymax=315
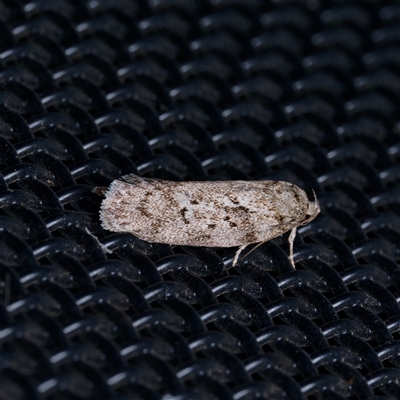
xmin=233 ymin=245 xmax=247 ymax=266
xmin=85 ymin=228 xmax=113 ymax=254
xmin=288 ymin=227 xmax=297 ymax=268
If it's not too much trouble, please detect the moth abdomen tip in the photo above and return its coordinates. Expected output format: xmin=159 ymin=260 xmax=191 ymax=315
xmin=93 ymin=186 xmax=108 ymax=197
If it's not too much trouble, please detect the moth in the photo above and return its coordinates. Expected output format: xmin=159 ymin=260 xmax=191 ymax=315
xmin=98 ymin=174 xmax=320 ymax=266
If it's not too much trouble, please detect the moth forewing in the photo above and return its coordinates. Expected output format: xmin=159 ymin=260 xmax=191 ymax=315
xmin=99 ymin=175 xmax=320 ymax=267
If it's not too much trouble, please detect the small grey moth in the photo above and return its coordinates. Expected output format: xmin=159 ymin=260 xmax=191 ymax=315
xmin=98 ymin=174 xmax=320 ymax=266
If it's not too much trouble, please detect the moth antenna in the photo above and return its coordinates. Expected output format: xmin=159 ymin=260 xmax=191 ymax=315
xmin=312 ymin=189 xmax=319 ymax=209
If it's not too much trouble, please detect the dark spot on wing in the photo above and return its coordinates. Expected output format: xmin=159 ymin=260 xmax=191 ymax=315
xmin=208 ymin=224 xmax=216 ymax=229
xmin=229 ymin=222 xmax=237 ymax=228
xmin=224 ymin=205 xmax=249 ymax=217
xmin=245 ymin=231 xmax=258 ymax=243
xmin=180 ymin=207 xmax=189 ymax=224
xmin=136 ymin=206 xmax=151 ymax=218
xmin=190 ymin=199 xmax=199 ymax=205
xmin=228 ymin=195 xmax=240 ymax=204
xmin=277 ymin=214 xmax=285 ymax=223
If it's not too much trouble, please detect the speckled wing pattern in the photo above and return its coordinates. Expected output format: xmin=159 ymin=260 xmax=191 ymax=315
xmin=100 ymin=174 xmax=310 ymax=248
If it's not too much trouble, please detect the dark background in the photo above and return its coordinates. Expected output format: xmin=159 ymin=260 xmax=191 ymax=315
xmin=1 ymin=1 xmax=400 ymax=399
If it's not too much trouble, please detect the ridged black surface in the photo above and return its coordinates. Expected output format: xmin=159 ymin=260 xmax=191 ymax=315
xmin=1 ymin=1 xmax=400 ymax=399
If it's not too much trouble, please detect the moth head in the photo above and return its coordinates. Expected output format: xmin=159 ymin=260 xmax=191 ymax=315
xmin=301 ymin=189 xmax=320 ymax=225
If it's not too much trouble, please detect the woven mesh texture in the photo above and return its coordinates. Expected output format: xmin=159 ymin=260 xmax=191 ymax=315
xmin=1 ymin=1 xmax=400 ymax=399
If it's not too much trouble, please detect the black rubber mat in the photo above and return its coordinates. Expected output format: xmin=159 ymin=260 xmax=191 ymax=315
xmin=1 ymin=1 xmax=400 ymax=399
